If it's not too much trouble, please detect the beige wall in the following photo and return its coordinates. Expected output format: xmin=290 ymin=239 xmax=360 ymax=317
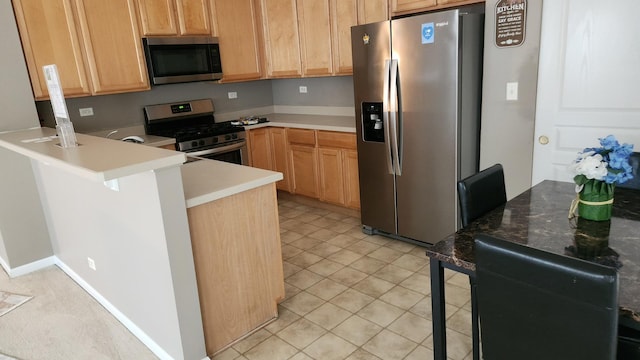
xmin=480 ymin=0 xmax=543 ymax=199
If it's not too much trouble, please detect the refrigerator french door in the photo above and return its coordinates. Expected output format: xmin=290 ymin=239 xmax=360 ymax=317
xmin=352 ymin=5 xmax=484 ymax=245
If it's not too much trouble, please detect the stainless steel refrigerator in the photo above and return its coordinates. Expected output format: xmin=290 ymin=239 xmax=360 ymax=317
xmin=352 ymin=5 xmax=484 ymax=245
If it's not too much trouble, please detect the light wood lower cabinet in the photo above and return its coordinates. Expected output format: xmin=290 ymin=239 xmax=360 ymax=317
xmin=247 ymin=127 xmax=291 ymax=192
xmin=247 ymin=127 xmax=273 ymax=170
xmin=317 ymin=131 xmax=360 ymax=209
xmin=287 ymin=128 xmax=319 ymax=199
xmin=187 ymin=184 xmax=284 ymax=356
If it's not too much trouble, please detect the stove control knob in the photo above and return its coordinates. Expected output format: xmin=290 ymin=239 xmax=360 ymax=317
xmin=231 ymin=133 xmax=238 ymax=139
xmin=225 ymin=135 xmax=231 ymax=141
xmin=212 ymin=138 xmax=218 ymax=143
xmin=191 ymin=141 xmax=198 ymax=147
xmin=199 ymin=140 xmax=205 ymax=146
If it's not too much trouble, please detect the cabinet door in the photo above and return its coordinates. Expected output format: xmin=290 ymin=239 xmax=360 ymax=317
xmin=12 ymin=0 xmax=91 ymax=99
xmin=175 ymin=0 xmax=211 ymax=35
xmin=289 ymin=144 xmax=319 ymax=198
xmin=331 ymin=0 xmax=358 ymax=75
xmin=343 ymin=149 xmax=361 ymax=209
xmin=259 ymin=0 xmax=302 ymax=78
xmin=248 ymin=128 xmax=273 ymax=170
xmin=270 ymin=127 xmax=291 ymax=192
xmin=137 ymin=0 xmax=178 ymax=35
xmin=391 ymin=0 xmax=435 ymax=14
xmin=212 ymin=0 xmax=262 ymax=81
xmin=357 ymin=0 xmax=388 ymax=24
xmin=74 ymin=0 xmax=150 ymax=94
xmin=297 ymin=0 xmax=333 ymax=76
xmin=319 ymin=147 xmax=345 ymax=205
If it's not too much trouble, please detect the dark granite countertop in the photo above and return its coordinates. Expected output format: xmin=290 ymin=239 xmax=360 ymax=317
xmin=426 ymin=180 xmax=640 ymax=322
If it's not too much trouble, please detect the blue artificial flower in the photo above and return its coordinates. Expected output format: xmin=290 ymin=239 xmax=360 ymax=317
xmin=571 ymin=135 xmax=635 ymax=185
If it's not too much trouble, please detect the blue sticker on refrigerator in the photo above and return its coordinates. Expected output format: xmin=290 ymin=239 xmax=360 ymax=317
xmin=421 ymin=22 xmax=435 ymax=44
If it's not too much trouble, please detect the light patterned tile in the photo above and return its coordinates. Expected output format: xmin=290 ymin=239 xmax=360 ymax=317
xmin=275 ymin=318 xmax=326 ymax=349
xmin=303 ymin=333 xmax=357 ymax=360
xmin=308 ymin=228 xmax=340 ymax=242
xmin=280 ymin=230 xmax=304 ymax=243
xmin=346 ymin=240 xmax=381 ymax=255
xmin=385 ymin=240 xmax=417 ymax=253
xmin=212 ymin=346 xmax=240 ymax=360
xmin=280 ymin=291 xmax=325 ymax=316
xmin=265 ymin=307 xmax=301 ymax=334
xmin=283 ymin=261 xmax=302 ymax=278
xmin=281 ymin=244 xmax=304 ymax=260
xmin=306 ymin=278 xmax=348 ymax=301
xmin=286 ymin=269 xmax=324 ymax=290
xmin=362 ymin=329 xmax=418 ymax=360
xmin=392 ymin=253 xmax=429 ymax=272
xmin=332 ymin=315 xmax=383 ymax=346
xmin=232 ymin=329 xmax=272 ymax=354
xmin=329 ymin=267 xmax=368 ymax=287
xmin=444 ymin=284 xmax=471 ymax=308
xmin=344 ymin=226 xmax=370 ymax=240
xmin=279 ymin=218 xmax=304 ymax=231
xmin=310 ymin=216 xmax=340 ymax=229
xmin=446 ymin=308 xmax=472 ymax=336
xmin=447 ymin=272 xmax=471 ymax=289
xmin=292 ymin=223 xmax=323 ymax=236
xmin=349 ymin=256 xmax=387 ymax=274
xmin=306 ymin=259 xmax=344 ymax=277
xmin=400 ymin=273 xmax=431 ymax=295
xmin=345 ymin=349 xmax=381 ymax=360
xmin=327 ymin=234 xmax=361 ymax=248
xmin=372 ymin=264 xmax=414 ymax=283
xmin=287 ymin=252 xmax=323 ymax=268
xmin=330 ymin=288 xmax=375 ymax=313
xmin=244 ymin=335 xmax=298 ymax=360
xmin=352 ymin=276 xmax=395 ymax=298
xmin=284 ymin=282 xmax=302 ymax=299
xmin=327 ymin=249 xmax=363 ymax=266
xmin=304 ymin=302 xmax=352 ymax=330
xmin=307 ymin=242 xmax=342 ymax=257
xmin=289 ymin=352 xmax=313 ymax=360
xmin=295 ymin=213 xmax=323 ymax=223
xmin=357 ymin=300 xmax=404 ymax=327
xmin=290 ymin=237 xmax=324 ymax=251
xmin=387 ymin=311 xmax=432 ymax=343
xmin=362 ymin=235 xmax=391 ymax=246
xmin=404 ymin=345 xmax=434 ymax=360
xmin=379 ymin=286 xmax=424 ymax=310
xmin=444 ymin=329 xmax=473 ymax=360
xmin=341 ymin=216 xmax=361 ymax=225
xmin=367 ymin=247 xmax=403 ymax=263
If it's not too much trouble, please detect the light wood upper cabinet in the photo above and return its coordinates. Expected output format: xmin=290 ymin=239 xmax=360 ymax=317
xmin=258 ymin=0 xmax=302 ymax=78
xmin=211 ymin=0 xmax=262 ymax=81
xmin=357 ymin=0 xmax=389 ymax=24
xmin=12 ymin=0 xmax=92 ymax=100
xmin=74 ymin=0 xmax=149 ymax=95
xmin=331 ymin=0 xmax=358 ymax=75
xmin=391 ymin=0 xmax=436 ymax=14
xmin=297 ymin=0 xmax=333 ymax=76
xmin=137 ymin=0 xmax=211 ymax=36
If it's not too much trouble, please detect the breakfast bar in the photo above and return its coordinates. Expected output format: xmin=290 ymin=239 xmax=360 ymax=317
xmin=426 ymin=180 xmax=640 ymax=359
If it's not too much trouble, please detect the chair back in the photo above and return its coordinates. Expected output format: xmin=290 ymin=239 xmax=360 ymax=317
xmin=618 ymin=152 xmax=640 ymax=190
xmin=457 ymin=164 xmax=507 ymax=227
xmin=474 ymin=234 xmax=619 ymax=360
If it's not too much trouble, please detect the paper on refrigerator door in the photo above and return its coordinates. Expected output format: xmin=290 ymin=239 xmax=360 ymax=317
xmin=43 ymin=64 xmax=70 ymax=122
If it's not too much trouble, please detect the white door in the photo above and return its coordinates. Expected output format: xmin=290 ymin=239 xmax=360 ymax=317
xmin=532 ymin=0 xmax=640 ymax=184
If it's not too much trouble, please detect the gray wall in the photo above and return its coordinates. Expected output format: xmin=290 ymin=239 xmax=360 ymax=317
xmin=0 ymin=1 xmax=52 ymax=271
xmin=480 ymin=0 xmax=543 ymax=199
xmin=271 ymin=76 xmax=354 ymax=106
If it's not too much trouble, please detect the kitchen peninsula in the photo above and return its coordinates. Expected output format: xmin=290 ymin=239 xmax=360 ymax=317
xmin=0 ymin=127 xmax=284 ymax=360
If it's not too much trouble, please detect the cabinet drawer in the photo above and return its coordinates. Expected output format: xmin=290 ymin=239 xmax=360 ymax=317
xmin=287 ymin=128 xmax=316 ymax=145
xmin=317 ymin=131 xmax=356 ymax=149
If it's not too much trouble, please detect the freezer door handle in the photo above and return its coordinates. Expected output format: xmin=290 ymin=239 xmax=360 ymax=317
xmin=383 ymin=59 xmax=394 ymax=175
xmin=389 ymin=59 xmax=402 ymax=176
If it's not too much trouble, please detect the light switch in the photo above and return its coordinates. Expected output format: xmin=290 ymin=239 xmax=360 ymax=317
xmin=228 ymin=92 xmax=238 ymax=99
xmin=299 ymin=86 xmax=308 ymax=94
xmin=506 ymin=82 xmax=518 ymax=101
xmin=79 ymin=107 xmax=94 ymax=116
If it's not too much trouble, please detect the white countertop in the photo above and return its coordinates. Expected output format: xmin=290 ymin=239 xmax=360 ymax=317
xmin=88 ymin=125 xmax=175 ymax=147
xmin=181 ymin=159 xmax=282 ymax=208
xmin=244 ymin=113 xmax=356 ymax=132
xmin=0 ymin=127 xmax=185 ymax=182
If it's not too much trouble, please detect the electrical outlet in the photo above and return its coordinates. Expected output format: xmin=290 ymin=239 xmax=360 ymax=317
xmin=87 ymin=257 xmax=96 ymax=271
xmin=228 ymin=92 xmax=238 ymax=99
xmin=79 ymin=107 xmax=94 ymax=117
xmin=299 ymin=86 xmax=308 ymax=94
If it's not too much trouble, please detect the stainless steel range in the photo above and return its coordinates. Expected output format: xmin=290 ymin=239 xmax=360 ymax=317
xmin=144 ymin=99 xmax=248 ymax=165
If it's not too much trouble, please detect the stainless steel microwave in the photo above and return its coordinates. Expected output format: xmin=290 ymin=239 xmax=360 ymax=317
xmin=142 ymin=36 xmax=223 ymax=85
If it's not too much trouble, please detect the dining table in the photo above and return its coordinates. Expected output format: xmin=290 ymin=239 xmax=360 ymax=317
xmin=426 ymin=180 xmax=640 ymax=360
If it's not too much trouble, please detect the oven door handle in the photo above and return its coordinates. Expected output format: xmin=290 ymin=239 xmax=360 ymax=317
xmin=188 ymin=141 xmax=246 ymax=157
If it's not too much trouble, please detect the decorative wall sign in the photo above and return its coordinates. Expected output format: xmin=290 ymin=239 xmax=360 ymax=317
xmin=495 ymin=0 xmax=527 ymax=47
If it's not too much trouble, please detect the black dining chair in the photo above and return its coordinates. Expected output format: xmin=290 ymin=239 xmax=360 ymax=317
xmin=456 ymin=163 xmax=507 ymax=359
xmin=457 ymin=164 xmax=507 ymax=227
xmin=618 ymin=152 xmax=640 ymax=190
xmin=474 ymin=234 xmax=620 ymax=360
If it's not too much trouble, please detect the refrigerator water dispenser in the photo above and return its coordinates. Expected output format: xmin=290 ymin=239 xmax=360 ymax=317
xmin=362 ymin=102 xmax=384 ymax=142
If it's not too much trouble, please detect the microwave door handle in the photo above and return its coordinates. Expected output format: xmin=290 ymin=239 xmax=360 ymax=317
xmin=382 ymin=59 xmax=394 ymax=175
xmin=389 ymin=59 xmax=401 ymax=176
xmin=188 ymin=141 xmax=246 ymax=157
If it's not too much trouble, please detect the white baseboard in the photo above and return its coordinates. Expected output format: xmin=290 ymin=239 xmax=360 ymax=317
xmin=54 ymin=260 xmax=176 ymax=360
xmin=0 ymin=255 xmax=57 ymax=278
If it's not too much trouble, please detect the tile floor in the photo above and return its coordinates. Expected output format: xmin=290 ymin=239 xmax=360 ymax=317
xmin=213 ymin=198 xmax=474 ymax=360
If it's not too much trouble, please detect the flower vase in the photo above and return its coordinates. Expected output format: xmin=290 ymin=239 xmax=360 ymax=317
xmin=578 ymin=183 xmax=614 ymax=221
